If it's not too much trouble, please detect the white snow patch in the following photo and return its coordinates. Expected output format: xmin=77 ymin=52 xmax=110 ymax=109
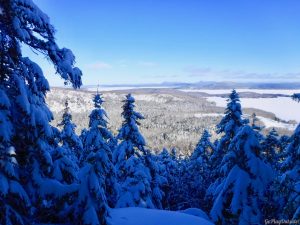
xmin=110 ymin=207 xmax=214 ymax=225
xmin=207 ymin=97 xmax=300 ymax=122
xmin=194 ymin=113 xmax=223 ymax=118
xmin=134 ymin=94 xmax=183 ymax=103
xmin=256 ymin=116 xmax=297 ymax=131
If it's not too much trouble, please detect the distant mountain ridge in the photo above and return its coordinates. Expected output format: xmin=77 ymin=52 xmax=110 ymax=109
xmin=78 ymin=81 xmax=300 ymax=90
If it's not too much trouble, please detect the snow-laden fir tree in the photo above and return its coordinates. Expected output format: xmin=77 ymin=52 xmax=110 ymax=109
xmin=74 ymin=151 xmax=110 ymax=225
xmin=261 ymin=128 xmax=280 ymax=168
xmin=250 ymin=113 xmax=264 ymax=141
xmin=0 ymin=91 xmax=31 ymax=224
xmin=280 ymin=124 xmax=300 ymax=219
xmin=210 ymin=125 xmax=274 ymax=225
xmin=188 ymin=129 xmax=214 ymax=209
xmin=143 ymin=149 xmax=167 ymax=209
xmin=113 ymin=93 xmax=146 ymax=178
xmin=81 ymin=93 xmax=118 ymax=208
xmin=114 ymin=94 xmax=154 ymax=208
xmin=175 ymin=156 xmax=191 ymax=210
xmin=81 ymin=93 xmax=115 ymax=163
xmin=116 ymin=155 xmax=154 ymax=208
xmin=58 ymin=100 xmax=83 ymax=163
xmin=0 ymin=0 xmax=82 ymax=223
xmin=206 ymin=90 xmax=244 ymax=207
xmin=158 ymin=148 xmax=179 ymax=209
xmin=212 ymin=89 xmax=244 ymax=160
xmin=51 ymin=146 xmax=79 ymax=185
xmin=48 ymin=125 xmax=79 ymax=185
xmin=278 ymin=135 xmax=290 ymax=154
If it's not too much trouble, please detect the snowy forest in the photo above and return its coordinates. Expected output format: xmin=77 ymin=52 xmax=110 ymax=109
xmin=0 ymin=1 xmax=300 ymax=225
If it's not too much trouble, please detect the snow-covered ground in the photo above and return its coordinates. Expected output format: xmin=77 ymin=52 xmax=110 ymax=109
xmin=180 ymin=89 xmax=300 ymax=95
xmin=206 ymin=96 xmax=300 ymax=123
xmin=110 ymin=207 xmax=214 ymax=225
xmin=194 ymin=113 xmax=223 ymax=118
xmin=256 ymin=116 xmax=297 ymax=131
xmin=134 ymin=94 xmax=184 ymax=103
xmin=85 ymin=86 xmax=176 ymax=92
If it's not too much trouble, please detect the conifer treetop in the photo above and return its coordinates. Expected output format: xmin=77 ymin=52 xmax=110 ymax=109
xmin=0 ymin=0 xmax=82 ymax=88
xmin=217 ymin=89 xmax=244 ymax=136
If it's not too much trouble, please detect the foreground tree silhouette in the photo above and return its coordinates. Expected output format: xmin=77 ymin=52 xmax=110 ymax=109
xmin=0 ymin=0 xmax=82 ymax=223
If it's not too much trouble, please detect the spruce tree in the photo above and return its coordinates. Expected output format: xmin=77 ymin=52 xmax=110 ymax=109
xmin=261 ymin=128 xmax=280 ymax=168
xmin=115 ymin=94 xmax=154 ymax=208
xmin=58 ymin=100 xmax=83 ymax=163
xmin=210 ymin=125 xmax=274 ymax=225
xmin=250 ymin=113 xmax=264 ymax=141
xmin=0 ymin=0 xmax=82 ymax=223
xmin=188 ymin=129 xmax=213 ymax=209
xmin=206 ymin=90 xmax=244 ymax=207
xmin=0 ymin=92 xmax=31 ymax=224
xmin=158 ymin=148 xmax=178 ymax=209
xmin=81 ymin=93 xmax=118 ymax=208
xmin=74 ymin=151 xmax=110 ymax=225
xmin=113 ymin=93 xmax=146 ymax=179
xmin=280 ymin=124 xmax=300 ymax=219
xmin=116 ymin=156 xmax=154 ymax=208
xmin=143 ymin=150 xmax=167 ymax=209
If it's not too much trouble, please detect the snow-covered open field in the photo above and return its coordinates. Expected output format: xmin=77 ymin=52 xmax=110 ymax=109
xmin=206 ymin=96 xmax=300 ymax=122
xmin=110 ymin=207 xmax=213 ymax=225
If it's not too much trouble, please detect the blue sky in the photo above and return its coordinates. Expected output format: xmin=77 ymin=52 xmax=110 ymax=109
xmin=24 ymin=0 xmax=300 ymax=86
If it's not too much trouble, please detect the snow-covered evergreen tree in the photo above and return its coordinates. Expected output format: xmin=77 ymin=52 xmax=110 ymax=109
xmin=74 ymin=151 xmax=110 ymax=225
xmin=250 ymin=113 xmax=264 ymax=141
xmin=81 ymin=93 xmax=118 ymax=208
xmin=210 ymin=125 xmax=274 ymax=225
xmin=113 ymin=93 xmax=146 ymax=180
xmin=143 ymin=150 xmax=167 ymax=209
xmin=58 ymin=100 xmax=83 ymax=163
xmin=51 ymin=146 xmax=79 ymax=184
xmin=0 ymin=0 xmax=82 ymax=223
xmin=188 ymin=130 xmax=213 ymax=209
xmin=206 ymin=90 xmax=244 ymax=208
xmin=116 ymin=155 xmax=154 ymax=208
xmin=278 ymin=135 xmax=290 ymax=156
xmin=114 ymin=94 xmax=154 ymax=208
xmin=213 ymin=89 xmax=244 ymax=158
xmin=280 ymin=124 xmax=300 ymax=219
xmin=158 ymin=148 xmax=178 ymax=209
xmin=261 ymin=128 xmax=280 ymax=168
xmin=0 ymin=90 xmax=31 ymax=224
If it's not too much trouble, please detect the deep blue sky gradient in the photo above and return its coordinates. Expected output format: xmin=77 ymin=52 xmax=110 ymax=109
xmin=24 ymin=0 xmax=300 ymax=86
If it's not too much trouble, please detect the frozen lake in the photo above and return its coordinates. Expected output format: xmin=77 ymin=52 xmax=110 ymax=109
xmin=206 ymin=96 xmax=300 ymax=123
xmin=180 ymin=89 xmax=300 ymax=95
